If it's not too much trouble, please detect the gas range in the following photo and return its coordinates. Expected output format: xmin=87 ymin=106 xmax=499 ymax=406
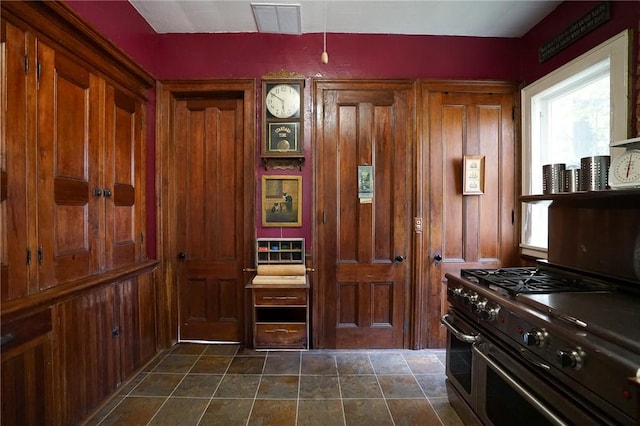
xmin=444 ymin=264 xmax=640 ymax=425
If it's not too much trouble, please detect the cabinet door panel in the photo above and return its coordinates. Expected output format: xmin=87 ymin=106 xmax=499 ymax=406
xmin=1 ymin=20 xmax=38 ymax=300
xmin=105 ymin=86 xmax=143 ymax=269
xmin=57 ymin=286 xmax=118 ymax=425
xmin=37 ymin=46 xmax=100 ymax=288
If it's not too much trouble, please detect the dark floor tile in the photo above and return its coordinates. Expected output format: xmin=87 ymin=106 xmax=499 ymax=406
xmin=142 ymin=349 xmax=170 ymax=372
xmin=264 ymin=354 xmax=301 ymax=374
xmin=377 ymin=375 xmax=425 ymax=398
xmin=301 ymin=354 xmax=337 ymax=375
xmin=247 ymin=399 xmax=297 ymax=426
xmin=386 ymin=398 xmax=442 ymax=426
xmin=257 ymin=375 xmax=299 ymax=399
xmin=369 ymin=353 xmax=411 ymax=374
xmin=190 ymin=355 xmax=233 ymax=374
xmin=118 ymin=372 xmax=148 ymax=395
xmin=299 ymin=375 xmax=341 ymax=399
xmin=171 ymin=343 xmax=208 ymax=355
xmin=342 ymin=399 xmax=393 ymax=426
xmin=152 ymin=354 xmax=199 ymax=373
xmin=148 ymin=397 xmax=209 ymax=425
xmin=335 ymin=355 xmax=375 ymax=375
xmin=98 ymin=396 xmax=166 ymax=426
xmin=415 ymin=374 xmax=448 ymax=398
xmin=214 ymin=374 xmax=261 ymax=398
xmin=227 ymin=355 xmax=266 ymax=374
xmin=203 ymin=343 xmax=240 ymax=356
xmin=403 ymin=354 xmax=445 ymax=374
xmin=130 ymin=373 xmax=185 ymax=396
xmin=297 ymin=399 xmax=345 ymax=426
xmin=339 ymin=375 xmax=382 ymax=398
xmin=198 ymin=398 xmax=253 ymax=425
xmin=172 ymin=374 xmax=222 ymax=397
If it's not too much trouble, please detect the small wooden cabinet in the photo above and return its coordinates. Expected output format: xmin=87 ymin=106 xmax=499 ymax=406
xmin=249 ymin=284 xmax=309 ymax=350
xmin=248 ymin=238 xmax=308 ymax=349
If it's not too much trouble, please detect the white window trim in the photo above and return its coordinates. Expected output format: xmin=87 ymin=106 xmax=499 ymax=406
xmin=520 ymin=30 xmax=631 ymax=258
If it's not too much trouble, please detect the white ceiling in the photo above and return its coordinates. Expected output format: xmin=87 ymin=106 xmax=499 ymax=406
xmin=129 ymin=0 xmax=562 ymax=38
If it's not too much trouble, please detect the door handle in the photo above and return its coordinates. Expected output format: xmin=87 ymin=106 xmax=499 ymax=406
xmin=433 ymin=253 xmax=442 ymax=264
xmin=395 ymin=255 xmax=405 ymax=263
xmin=178 ymin=252 xmax=187 ymax=261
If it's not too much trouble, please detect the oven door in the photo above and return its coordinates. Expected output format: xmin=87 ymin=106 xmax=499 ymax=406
xmin=474 ymin=340 xmax=606 ymax=426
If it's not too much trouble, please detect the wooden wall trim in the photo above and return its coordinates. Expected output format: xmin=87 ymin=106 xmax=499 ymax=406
xmin=0 ymin=260 xmax=158 ymax=321
xmin=1 ymin=0 xmax=154 ymax=98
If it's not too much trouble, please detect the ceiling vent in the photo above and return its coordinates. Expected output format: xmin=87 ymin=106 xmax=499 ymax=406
xmin=251 ymin=3 xmax=301 ymax=34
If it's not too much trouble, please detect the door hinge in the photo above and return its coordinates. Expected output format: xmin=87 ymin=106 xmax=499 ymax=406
xmin=24 ymin=55 xmax=29 ymax=75
xmin=26 ymin=248 xmax=32 ymax=265
xmin=140 ymin=232 xmax=144 ymax=244
xmin=36 ymin=62 xmax=42 ymax=81
xmin=37 ymin=246 xmax=43 ymax=264
xmin=512 ymin=210 xmax=515 ymax=225
xmin=322 ymin=211 xmax=326 ymax=224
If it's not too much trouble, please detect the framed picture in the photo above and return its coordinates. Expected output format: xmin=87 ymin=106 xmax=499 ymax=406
xmin=463 ymin=155 xmax=485 ymax=195
xmin=262 ymin=175 xmax=302 ymax=227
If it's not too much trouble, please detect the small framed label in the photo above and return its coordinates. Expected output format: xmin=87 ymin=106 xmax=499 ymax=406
xmin=358 ymin=165 xmax=374 ymax=203
xmin=463 ymin=155 xmax=485 ymax=195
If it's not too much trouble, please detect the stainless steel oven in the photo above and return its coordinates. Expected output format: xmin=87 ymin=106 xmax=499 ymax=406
xmin=442 ymin=311 xmax=618 ymax=426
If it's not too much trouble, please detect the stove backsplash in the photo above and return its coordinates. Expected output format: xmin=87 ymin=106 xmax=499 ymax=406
xmin=547 ymin=194 xmax=640 ymax=285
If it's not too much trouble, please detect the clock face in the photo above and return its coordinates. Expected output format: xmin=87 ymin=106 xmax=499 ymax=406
xmin=266 ymin=84 xmax=300 ymax=119
xmin=609 ymin=149 xmax=640 ymax=188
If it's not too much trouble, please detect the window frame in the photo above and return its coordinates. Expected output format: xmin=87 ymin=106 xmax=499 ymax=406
xmin=520 ymin=30 xmax=631 ymax=259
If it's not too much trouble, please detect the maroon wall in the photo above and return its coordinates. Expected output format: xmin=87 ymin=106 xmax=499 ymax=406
xmin=64 ymin=0 xmax=639 ymax=256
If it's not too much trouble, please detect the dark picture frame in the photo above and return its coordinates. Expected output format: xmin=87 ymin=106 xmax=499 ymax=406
xmin=261 ymin=175 xmax=302 ymax=227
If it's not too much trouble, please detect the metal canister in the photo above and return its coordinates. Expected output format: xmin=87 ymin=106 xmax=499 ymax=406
xmin=542 ymin=163 xmax=565 ymax=194
xmin=580 ymin=155 xmax=610 ymax=191
xmin=562 ymin=167 xmax=581 ymax=192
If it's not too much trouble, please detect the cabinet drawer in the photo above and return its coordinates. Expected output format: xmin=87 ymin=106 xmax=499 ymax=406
xmin=1 ymin=309 xmax=52 ymax=353
xmin=254 ymin=289 xmax=307 ymax=305
xmin=255 ymin=323 xmax=307 ymax=349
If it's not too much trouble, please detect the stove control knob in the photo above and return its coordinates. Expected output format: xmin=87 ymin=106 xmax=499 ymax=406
xmin=462 ymin=291 xmax=478 ymax=306
xmin=523 ymin=328 xmax=548 ymax=347
xmin=472 ymin=298 xmax=487 ymax=314
xmin=481 ymin=303 xmax=500 ymax=321
xmin=556 ymin=349 xmax=584 ymax=370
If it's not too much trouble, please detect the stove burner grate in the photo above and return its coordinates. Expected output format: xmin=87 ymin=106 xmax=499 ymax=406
xmin=461 ymin=267 xmax=608 ymax=296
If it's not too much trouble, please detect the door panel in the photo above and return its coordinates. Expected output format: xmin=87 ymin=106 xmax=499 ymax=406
xmin=424 ymin=85 xmax=517 ymax=347
xmin=316 ymin=81 xmax=414 ymax=349
xmin=175 ymin=97 xmax=245 ymax=342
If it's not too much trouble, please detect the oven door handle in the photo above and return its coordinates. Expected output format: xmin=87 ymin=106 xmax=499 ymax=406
xmin=473 ymin=345 xmax=568 ymax=426
xmin=440 ymin=314 xmax=480 ymax=343
xmin=519 ymin=347 xmax=552 ymax=371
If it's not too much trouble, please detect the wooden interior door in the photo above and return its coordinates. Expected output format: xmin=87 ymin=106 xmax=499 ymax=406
xmin=174 ymin=95 xmax=247 ymax=343
xmin=423 ymin=82 xmax=517 ymax=347
xmin=315 ymin=80 xmax=415 ymax=349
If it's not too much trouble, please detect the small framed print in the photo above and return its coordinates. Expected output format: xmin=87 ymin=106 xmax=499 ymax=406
xmin=463 ymin=155 xmax=485 ymax=195
xmin=262 ymin=175 xmax=302 ymax=227
xmin=266 ymin=122 xmax=301 ymax=154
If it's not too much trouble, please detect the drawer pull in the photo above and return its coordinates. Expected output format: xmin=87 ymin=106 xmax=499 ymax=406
xmin=0 ymin=333 xmax=15 ymax=346
xmin=264 ymin=328 xmax=298 ymax=334
xmin=262 ymin=296 xmax=298 ymax=300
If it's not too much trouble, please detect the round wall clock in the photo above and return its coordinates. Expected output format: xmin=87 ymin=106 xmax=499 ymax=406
xmin=266 ymin=84 xmax=300 ymax=119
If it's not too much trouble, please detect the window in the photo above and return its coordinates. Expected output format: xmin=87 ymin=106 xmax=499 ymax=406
xmin=521 ymin=31 xmax=630 ymax=257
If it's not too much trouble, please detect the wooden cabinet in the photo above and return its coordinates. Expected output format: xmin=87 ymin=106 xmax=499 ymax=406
xmin=1 ymin=17 xmax=146 ymax=300
xmin=57 ymin=269 xmax=157 ymax=424
xmin=249 ymin=285 xmax=309 ymax=349
xmin=1 ymin=2 xmax=156 ymax=424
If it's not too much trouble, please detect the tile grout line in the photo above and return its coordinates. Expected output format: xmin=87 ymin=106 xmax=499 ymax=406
xmin=197 ymin=344 xmax=240 ymax=425
xmin=145 ymin=345 xmax=210 ymax=426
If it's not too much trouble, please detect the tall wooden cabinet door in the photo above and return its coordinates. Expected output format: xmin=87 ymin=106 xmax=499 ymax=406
xmin=57 ymin=285 xmax=119 ymax=425
xmin=104 ymin=86 xmax=145 ymax=269
xmin=423 ymin=85 xmax=517 ymax=347
xmin=1 ymin=20 xmax=38 ymax=300
xmin=36 ymin=45 xmax=101 ymax=289
xmin=315 ymin=81 xmax=415 ymax=349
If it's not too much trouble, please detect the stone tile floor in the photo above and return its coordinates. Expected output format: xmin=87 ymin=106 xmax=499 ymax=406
xmin=86 ymin=343 xmax=464 ymax=425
